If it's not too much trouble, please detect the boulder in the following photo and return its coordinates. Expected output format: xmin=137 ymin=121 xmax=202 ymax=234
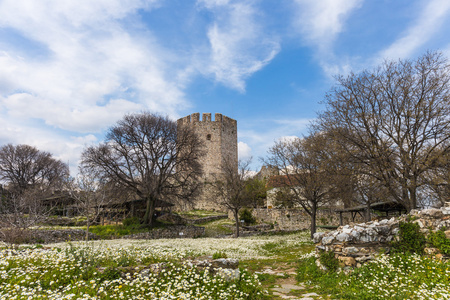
xmin=338 ymin=256 xmax=356 ymax=267
xmin=420 ymin=209 xmax=444 ymax=218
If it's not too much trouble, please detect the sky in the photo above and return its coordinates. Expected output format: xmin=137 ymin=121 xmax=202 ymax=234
xmin=1 ymin=0 xmax=450 ymax=174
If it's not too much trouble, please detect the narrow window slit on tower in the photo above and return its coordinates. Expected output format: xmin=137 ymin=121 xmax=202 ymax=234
xmin=206 ymin=134 xmax=211 ymax=140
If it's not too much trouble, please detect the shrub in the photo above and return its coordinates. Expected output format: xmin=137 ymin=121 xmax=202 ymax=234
xmin=391 ymin=220 xmax=426 ymax=255
xmin=99 ymin=267 xmax=122 ymax=281
xmin=428 ymin=228 xmax=450 ymax=255
xmin=239 ymin=208 xmax=256 ymax=225
xmin=297 ymin=255 xmax=323 ymax=282
xmin=297 ymin=252 xmax=340 ymax=295
xmin=0 ymin=228 xmax=32 ymax=245
xmin=319 ymin=250 xmax=339 ymax=272
xmin=212 ymin=251 xmax=227 ymax=259
xmin=122 ymin=216 xmax=141 ymax=227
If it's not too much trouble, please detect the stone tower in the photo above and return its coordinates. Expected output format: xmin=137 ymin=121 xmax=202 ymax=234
xmin=177 ymin=113 xmax=237 ymax=210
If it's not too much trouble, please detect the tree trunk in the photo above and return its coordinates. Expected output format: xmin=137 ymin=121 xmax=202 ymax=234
xmin=234 ymin=209 xmax=240 ymax=238
xmin=401 ymin=185 xmax=412 ymax=212
xmin=310 ymin=202 xmax=317 ymax=240
xmin=143 ymin=195 xmax=156 ymax=227
xmin=365 ymin=199 xmax=371 ymax=222
xmin=408 ymin=184 xmax=417 ymax=212
xmin=85 ymin=217 xmax=90 ymax=241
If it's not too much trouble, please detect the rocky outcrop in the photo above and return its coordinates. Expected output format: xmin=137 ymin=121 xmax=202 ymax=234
xmin=314 ymin=205 xmax=450 ymax=268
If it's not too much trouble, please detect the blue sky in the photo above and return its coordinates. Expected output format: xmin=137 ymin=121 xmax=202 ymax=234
xmin=0 ymin=0 xmax=450 ymax=174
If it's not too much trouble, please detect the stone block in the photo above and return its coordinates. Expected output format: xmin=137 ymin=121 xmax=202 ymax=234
xmin=342 ymin=247 xmax=358 ymax=255
xmin=445 ymin=230 xmax=450 ymax=239
xmin=313 ymin=232 xmax=325 ymax=243
xmin=379 ymin=219 xmax=389 ymax=225
xmin=342 ymin=227 xmax=353 ymax=234
xmin=375 ymin=225 xmax=391 ymax=236
xmin=322 ymin=236 xmax=335 ymax=245
xmin=351 ymin=230 xmax=361 ymax=240
xmin=210 ymin=258 xmax=239 ymax=269
xmin=420 ymin=209 xmax=444 ymax=218
xmin=355 ymin=255 xmax=373 ymax=262
xmin=338 ymin=256 xmax=356 ymax=267
xmin=336 ymin=232 xmax=352 ymax=242
xmin=216 ymin=268 xmax=240 ymax=280
xmin=424 ymin=247 xmax=438 ymax=255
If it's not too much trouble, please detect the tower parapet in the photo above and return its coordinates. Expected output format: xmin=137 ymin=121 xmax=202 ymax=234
xmin=177 ymin=113 xmax=235 ymax=125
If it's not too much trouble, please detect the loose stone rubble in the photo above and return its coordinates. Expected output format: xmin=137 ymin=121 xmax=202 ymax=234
xmin=314 ymin=203 xmax=450 ymax=268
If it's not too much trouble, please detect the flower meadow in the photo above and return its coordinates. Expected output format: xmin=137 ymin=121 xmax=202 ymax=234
xmin=298 ymin=251 xmax=450 ymax=299
xmin=0 ymin=232 xmax=312 ymax=300
xmin=0 ymin=244 xmax=263 ymax=299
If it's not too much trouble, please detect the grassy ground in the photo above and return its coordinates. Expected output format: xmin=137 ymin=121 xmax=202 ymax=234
xmin=2 ymin=228 xmax=448 ymax=299
xmin=0 ymin=231 xmax=315 ymax=299
xmin=176 ymin=210 xmax=227 ymax=219
xmin=6 ymin=211 xmax=450 ymax=299
xmin=199 ymin=218 xmax=235 ymax=237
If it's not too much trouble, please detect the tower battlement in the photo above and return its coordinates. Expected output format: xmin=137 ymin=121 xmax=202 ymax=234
xmin=177 ymin=113 xmax=236 ymax=126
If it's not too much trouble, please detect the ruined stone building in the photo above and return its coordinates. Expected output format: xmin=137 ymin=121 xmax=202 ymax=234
xmin=177 ymin=113 xmax=237 ymax=210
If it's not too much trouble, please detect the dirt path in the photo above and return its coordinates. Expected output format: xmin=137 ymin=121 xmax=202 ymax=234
xmin=254 ymin=264 xmax=326 ymax=299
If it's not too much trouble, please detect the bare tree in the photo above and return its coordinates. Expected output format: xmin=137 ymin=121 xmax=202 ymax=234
xmin=265 ymin=133 xmax=332 ymax=239
xmin=321 ymin=137 xmax=390 ymax=221
xmin=423 ymin=148 xmax=450 ymax=207
xmin=0 ymin=144 xmax=69 ymax=195
xmin=67 ymin=168 xmax=114 ymax=240
xmin=212 ymin=158 xmax=252 ymax=238
xmin=0 ymin=144 xmax=69 ymax=243
xmin=81 ymin=112 xmax=204 ymax=227
xmin=317 ymin=52 xmax=450 ymax=212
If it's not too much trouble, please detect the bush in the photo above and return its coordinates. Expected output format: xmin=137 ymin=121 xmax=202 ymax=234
xmin=391 ymin=220 xmax=426 ymax=255
xmin=319 ymin=250 xmax=339 ymax=272
xmin=122 ymin=216 xmax=141 ymax=227
xmin=428 ymin=228 xmax=450 ymax=255
xmin=239 ymin=208 xmax=256 ymax=225
xmin=0 ymin=228 xmax=32 ymax=245
xmin=297 ymin=253 xmax=340 ymax=295
xmin=212 ymin=251 xmax=227 ymax=259
xmin=99 ymin=267 xmax=122 ymax=282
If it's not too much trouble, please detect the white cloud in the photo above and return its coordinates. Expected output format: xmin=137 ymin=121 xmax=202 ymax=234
xmin=278 ymin=136 xmax=300 ymax=143
xmin=291 ymin=0 xmax=363 ymax=77
xmin=292 ymin=0 xmax=363 ymax=52
xmin=0 ymin=0 xmax=193 ymax=176
xmin=238 ymin=141 xmax=252 ymax=160
xmin=0 ymin=114 xmax=98 ymax=175
xmin=238 ymin=117 xmax=311 ymax=171
xmin=0 ymin=0 xmax=184 ymax=133
xmin=379 ymin=0 xmax=450 ymax=60
xmin=197 ymin=0 xmax=280 ymax=92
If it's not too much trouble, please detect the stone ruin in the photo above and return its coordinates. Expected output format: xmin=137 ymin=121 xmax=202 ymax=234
xmin=313 ymin=203 xmax=450 ymax=268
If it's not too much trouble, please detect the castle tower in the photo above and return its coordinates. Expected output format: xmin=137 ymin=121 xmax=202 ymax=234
xmin=177 ymin=113 xmax=237 ymax=210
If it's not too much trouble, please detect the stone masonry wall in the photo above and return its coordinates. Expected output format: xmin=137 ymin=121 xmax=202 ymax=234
xmin=177 ymin=113 xmax=237 ymax=211
xmin=252 ymin=208 xmax=365 ymax=231
xmin=313 ymin=205 xmax=450 ymax=268
xmin=123 ymin=225 xmax=205 ymax=239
